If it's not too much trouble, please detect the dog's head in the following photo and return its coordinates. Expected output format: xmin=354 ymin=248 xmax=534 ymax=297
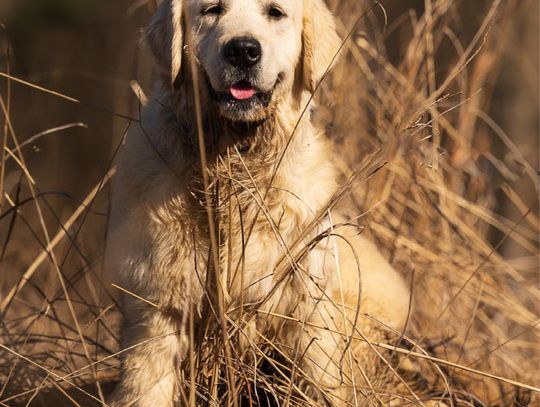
xmin=145 ymin=0 xmax=340 ymax=123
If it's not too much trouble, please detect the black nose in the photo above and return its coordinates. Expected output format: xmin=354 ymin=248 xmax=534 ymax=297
xmin=223 ymin=37 xmax=262 ymax=69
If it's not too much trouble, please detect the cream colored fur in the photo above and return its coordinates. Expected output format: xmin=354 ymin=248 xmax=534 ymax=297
xmin=107 ymin=0 xmax=410 ymax=405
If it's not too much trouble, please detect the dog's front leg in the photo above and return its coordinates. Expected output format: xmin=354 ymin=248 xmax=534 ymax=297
xmin=110 ymin=300 xmax=185 ymax=407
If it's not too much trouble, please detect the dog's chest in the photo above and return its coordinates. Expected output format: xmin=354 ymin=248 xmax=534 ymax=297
xmin=216 ymin=164 xmax=335 ymax=312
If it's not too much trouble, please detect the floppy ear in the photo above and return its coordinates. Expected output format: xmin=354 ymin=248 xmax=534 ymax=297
xmin=302 ymin=0 xmax=341 ymax=93
xmin=144 ymin=0 xmax=184 ymax=85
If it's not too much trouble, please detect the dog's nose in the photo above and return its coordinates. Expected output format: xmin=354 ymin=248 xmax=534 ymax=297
xmin=223 ymin=37 xmax=262 ymax=68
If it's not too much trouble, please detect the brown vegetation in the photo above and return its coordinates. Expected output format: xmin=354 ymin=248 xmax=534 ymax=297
xmin=0 ymin=0 xmax=538 ymax=405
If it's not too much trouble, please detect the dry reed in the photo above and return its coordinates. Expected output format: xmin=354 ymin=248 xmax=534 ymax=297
xmin=0 ymin=0 xmax=538 ymax=406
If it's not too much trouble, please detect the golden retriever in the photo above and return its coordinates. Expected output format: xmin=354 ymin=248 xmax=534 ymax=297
xmin=106 ymin=0 xmax=410 ymax=405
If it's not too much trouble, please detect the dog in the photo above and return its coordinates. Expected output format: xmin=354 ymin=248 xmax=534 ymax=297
xmin=106 ymin=0 xmax=410 ymax=405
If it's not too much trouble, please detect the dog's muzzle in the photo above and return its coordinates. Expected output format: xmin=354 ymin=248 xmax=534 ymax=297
xmin=206 ymin=36 xmax=277 ymax=122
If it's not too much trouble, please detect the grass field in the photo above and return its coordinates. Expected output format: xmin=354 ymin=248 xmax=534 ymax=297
xmin=0 ymin=0 xmax=538 ymax=405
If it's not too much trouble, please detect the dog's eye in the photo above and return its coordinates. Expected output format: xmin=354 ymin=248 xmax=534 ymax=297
xmin=268 ymin=6 xmax=285 ymax=19
xmin=202 ymin=5 xmax=223 ymax=16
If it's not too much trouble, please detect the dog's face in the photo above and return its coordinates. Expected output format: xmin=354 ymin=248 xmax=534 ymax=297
xmin=146 ymin=0 xmax=340 ymax=123
xmin=188 ymin=0 xmax=303 ymax=122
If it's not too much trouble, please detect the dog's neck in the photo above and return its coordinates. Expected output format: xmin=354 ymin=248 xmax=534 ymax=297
xmin=160 ymin=78 xmax=318 ymax=186
xmin=148 ymin=78 xmax=337 ymax=242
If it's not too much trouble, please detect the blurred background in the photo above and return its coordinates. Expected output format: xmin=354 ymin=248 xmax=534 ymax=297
xmin=0 ymin=0 xmax=538 ymax=405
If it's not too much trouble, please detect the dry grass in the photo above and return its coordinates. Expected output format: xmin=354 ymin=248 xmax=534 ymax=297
xmin=0 ymin=0 xmax=539 ymax=405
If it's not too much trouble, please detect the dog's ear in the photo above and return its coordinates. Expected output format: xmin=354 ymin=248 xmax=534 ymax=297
xmin=144 ymin=0 xmax=184 ymax=85
xmin=302 ymin=0 xmax=341 ymax=93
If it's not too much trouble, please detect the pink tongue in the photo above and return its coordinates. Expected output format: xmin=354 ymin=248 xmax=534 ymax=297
xmin=230 ymin=83 xmax=256 ymax=100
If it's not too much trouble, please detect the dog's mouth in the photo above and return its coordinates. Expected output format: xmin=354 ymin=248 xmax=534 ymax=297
xmin=229 ymin=81 xmax=257 ymax=101
xmin=211 ymin=80 xmax=273 ymax=108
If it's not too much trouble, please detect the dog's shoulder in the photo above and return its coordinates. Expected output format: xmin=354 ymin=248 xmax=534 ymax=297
xmin=109 ymin=92 xmax=202 ymax=251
